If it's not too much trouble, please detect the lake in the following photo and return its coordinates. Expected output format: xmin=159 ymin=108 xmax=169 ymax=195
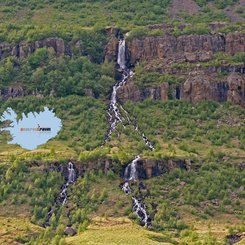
xmin=0 ymin=107 xmax=62 ymax=150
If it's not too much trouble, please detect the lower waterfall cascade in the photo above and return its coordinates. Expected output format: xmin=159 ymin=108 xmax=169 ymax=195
xmin=44 ymin=161 xmax=76 ymax=226
xmin=122 ymin=156 xmax=151 ymax=226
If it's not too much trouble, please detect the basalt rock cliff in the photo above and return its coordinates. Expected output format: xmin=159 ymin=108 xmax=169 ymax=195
xmin=0 ymin=37 xmax=81 ymax=60
xmin=107 ymin=30 xmax=245 ymax=106
xmin=49 ymin=157 xmax=195 ymax=180
xmin=0 ymin=28 xmax=245 ymax=106
xmin=126 ymin=32 xmax=244 ymax=63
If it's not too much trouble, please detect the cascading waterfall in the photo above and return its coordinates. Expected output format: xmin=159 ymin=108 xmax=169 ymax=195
xmin=133 ymin=197 xmax=150 ymax=226
xmin=57 ymin=162 xmax=75 ymax=205
xmin=105 ymin=38 xmax=131 ymax=142
xmin=68 ymin=161 xmax=75 ymax=183
xmin=44 ymin=161 xmax=76 ymax=226
xmin=124 ymin=155 xmax=140 ymax=181
xmin=105 ymin=36 xmax=154 ymax=150
xmin=122 ymin=156 xmax=151 ymax=226
xmin=105 ymin=33 xmax=154 ymax=227
xmin=102 ymin=32 xmax=155 ymax=226
xmin=117 ymin=39 xmax=126 ymax=70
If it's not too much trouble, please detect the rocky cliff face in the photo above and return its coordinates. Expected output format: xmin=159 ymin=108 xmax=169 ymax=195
xmin=50 ymin=157 xmax=194 ymax=180
xmin=117 ymin=72 xmax=245 ymax=105
xmin=117 ymin=80 xmax=169 ymax=103
xmin=0 ymin=86 xmax=25 ymax=99
xmin=134 ymin=158 xmax=194 ymax=179
xmin=227 ymin=72 xmax=245 ymax=106
xmin=1 ymin=29 xmax=244 ymax=106
xmin=0 ymin=37 xmax=82 ymax=60
xmin=126 ymin=32 xmax=244 ymax=64
xmin=111 ymin=31 xmax=245 ymax=106
xmin=181 ymin=73 xmax=228 ymax=103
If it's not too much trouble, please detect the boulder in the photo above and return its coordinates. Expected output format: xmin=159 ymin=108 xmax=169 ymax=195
xmin=64 ymin=226 xmax=77 ymax=236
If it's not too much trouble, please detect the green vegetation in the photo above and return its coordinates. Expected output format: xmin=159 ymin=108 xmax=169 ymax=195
xmin=0 ymin=0 xmax=244 ymax=244
xmin=172 ymin=52 xmax=245 ymax=69
xmin=1 ymin=97 xmax=244 ymax=162
xmin=134 ymin=64 xmax=183 ymax=90
xmin=195 ymin=0 xmax=238 ymax=9
xmin=125 ymin=100 xmax=245 ymax=161
xmin=0 ymin=48 xmax=114 ymax=97
xmin=0 ymin=157 xmax=244 ymax=244
xmin=0 ymin=96 xmax=108 ymax=155
xmin=126 ymin=27 xmax=165 ymax=41
xmin=0 ymin=0 xmax=243 ymax=46
xmin=0 ymin=0 xmax=171 ymax=31
xmin=144 ymin=162 xmax=244 ymax=227
xmin=0 ymin=161 xmax=132 ymax=244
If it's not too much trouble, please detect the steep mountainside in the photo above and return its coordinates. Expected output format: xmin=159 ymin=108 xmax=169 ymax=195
xmin=0 ymin=1 xmax=244 ymax=244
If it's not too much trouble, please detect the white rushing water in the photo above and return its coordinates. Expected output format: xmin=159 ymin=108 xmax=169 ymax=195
xmin=124 ymin=155 xmax=140 ymax=181
xmin=68 ymin=161 xmax=75 ymax=183
xmin=58 ymin=161 xmax=75 ymax=205
xmin=133 ymin=197 xmax=149 ymax=225
xmin=122 ymin=156 xmax=150 ymax=226
xmin=106 ymin=35 xmax=153 ymax=227
xmin=45 ymin=162 xmax=76 ymax=226
xmin=105 ymin=39 xmax=130 ymax=142
xmin=105 ymin=37 xmax=154 ymax=151
xmin=117 ymin=39 xmax=126 ymax=70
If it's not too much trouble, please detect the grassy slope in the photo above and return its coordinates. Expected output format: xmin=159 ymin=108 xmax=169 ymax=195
xmin=0 ymin=216 xmax=43 ymax=244
xmin=1 ymin=98 xmax=244 ymax=164
xmin=0 ymin=1 xmax=244 ymax=244
xmin=66 ymin=217 xmax=176 ymax=245
xmin=125 ymin=100 xmax=245 ymax=163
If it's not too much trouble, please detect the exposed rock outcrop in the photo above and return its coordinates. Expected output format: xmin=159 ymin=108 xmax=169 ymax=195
xmin=64 ymin=226 xmax=77 ymax=236
xmin=227 ymin=72 xmax=245 ymax=106
xmin=126 ymin=33 xmax=231 ymax=64
xmin=117 ymin=72 xmax=245 ymax=106
xmin=117 ymin=80 xmax=169 ymax=103
xmin=181 ymin=73 xmax=229 ymax=103
xmin=181 ymin=72 xmax=245 ymax=104
xmin=125 ymin=158 xmax=195 ymax=179
xmin=1 ymin=37 xmax=68 ymax=60
xmin=0 ymin=86 xmax=43 ymax=101
xmin=104 ymin=28 xmax=120 ymax=62
xmin=226 ymin=232 xmax=245 ymax=245
xmin=113 ymin=31 xmax=244 ymax=106
xmin=116 ymin=32 xmax=244 ymax=67
xmin=0 ymin=86 xmax=25 ymax=99
xmin=51 ymin=157 xmax=194 ymax=180
xmin=225 ymin=32 xmax=245 ymax=55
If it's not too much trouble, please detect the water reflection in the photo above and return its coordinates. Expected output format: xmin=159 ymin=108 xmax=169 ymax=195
xmin=0 ymin=107 xmax=62 ymax=150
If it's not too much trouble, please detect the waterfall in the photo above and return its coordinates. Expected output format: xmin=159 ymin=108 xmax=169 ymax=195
xmin=58 ymin=162 xmax=76 ymax=205
xmin=105 ymin=37 xmax=130 ymax=142
xmin=68 ymin=161 xmax=75 ymax=183
xmin=117 ymin=39 xmax=126 ymax=70
xmin=132 ymin=197 xmax=150 ymax=226
xmin=105 ymin=36 xmax=154 ymax=151
xmin=44 ymin=162 xmax=76 ymax=227
xmin=122 ymin=155 xmax=150 ymax=227
xmin=124 ymin=155 xmax=140 ymax=181
xmin=105 ymin=33 xmax=154 ymax=227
